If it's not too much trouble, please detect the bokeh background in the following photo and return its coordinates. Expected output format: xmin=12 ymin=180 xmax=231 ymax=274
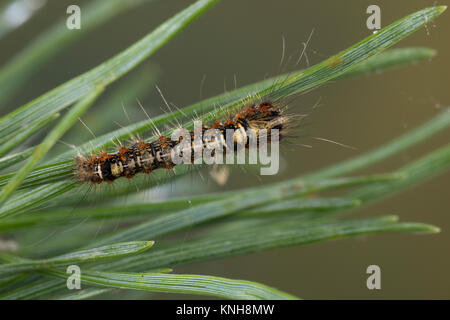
xmin=0 ymin=0 xmax=449 ymax=299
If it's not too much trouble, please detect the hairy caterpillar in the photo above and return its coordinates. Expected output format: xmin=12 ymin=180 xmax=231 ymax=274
xmin=74 ymin=101 xmax=291 ymax=184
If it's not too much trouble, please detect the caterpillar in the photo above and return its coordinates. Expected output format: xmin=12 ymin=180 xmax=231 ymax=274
xmin=74 ymin=101 xmax=291 ymax=184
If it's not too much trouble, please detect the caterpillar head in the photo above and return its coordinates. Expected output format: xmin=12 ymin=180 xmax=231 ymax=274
xmin=74 ymin=155 xmax=103 ymax=184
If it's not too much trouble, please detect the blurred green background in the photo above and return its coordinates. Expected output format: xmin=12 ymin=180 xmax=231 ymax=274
xmin=0 ymin=0 xmax=449 ymax=299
